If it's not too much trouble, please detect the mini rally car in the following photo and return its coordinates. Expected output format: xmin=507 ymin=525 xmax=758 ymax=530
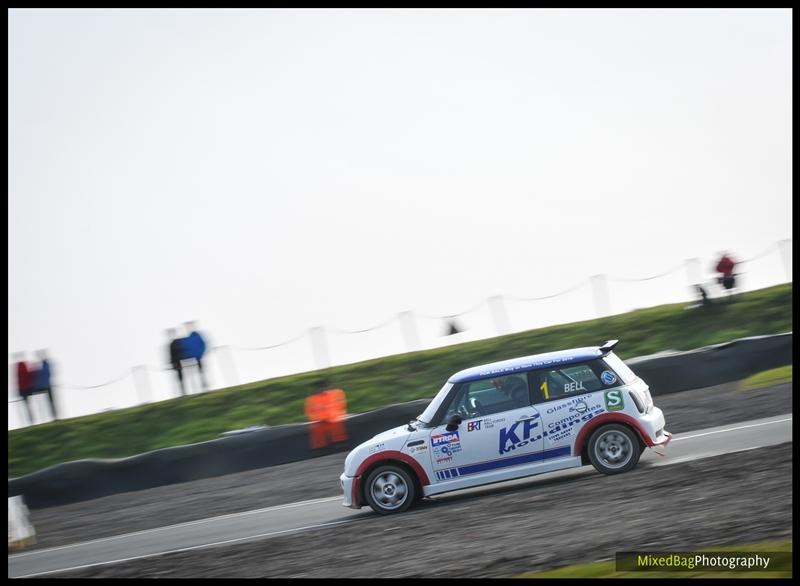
xmin=340 ymin=340 xmax=671 ymax=515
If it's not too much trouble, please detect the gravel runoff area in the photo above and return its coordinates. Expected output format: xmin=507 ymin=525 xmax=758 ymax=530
xmin=55 ymin=442 xmax=793 ymax=578
xmin=27 ymin=380 xmax=792 ymax=551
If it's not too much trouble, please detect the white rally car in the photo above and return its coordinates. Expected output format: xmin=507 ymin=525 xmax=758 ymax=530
xmin=340 ymin=340 xmax=671 ymax=515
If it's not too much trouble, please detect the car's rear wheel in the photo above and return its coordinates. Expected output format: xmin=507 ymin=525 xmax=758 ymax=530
xmin=587 ymin=424 xmax=641 ymax=474
xmin=363 ymin=464 xmax=416 ymax=515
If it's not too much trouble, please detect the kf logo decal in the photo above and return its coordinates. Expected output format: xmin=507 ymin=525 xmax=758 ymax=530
xmin=498 ymin=419 xmax=539 ymax=454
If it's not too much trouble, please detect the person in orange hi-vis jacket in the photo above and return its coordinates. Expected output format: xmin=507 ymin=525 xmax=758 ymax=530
xmin=304 ymin=384 xmax=329 ymax=449
xmin=305 ymin=379 xmax=349 ymax=449
xmin=322 ymin=384 xmax=348 ymax=444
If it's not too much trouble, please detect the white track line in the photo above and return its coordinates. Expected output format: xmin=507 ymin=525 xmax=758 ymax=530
xmin=9 ymin=495 xmax=342 ymax=559
xmin=12 ymin=517 xmax=364 ymax=579
xmin=651 ymin=444 xmax=768 ymax=466
xmin=670 ymin=417 xmax=792 ymax=442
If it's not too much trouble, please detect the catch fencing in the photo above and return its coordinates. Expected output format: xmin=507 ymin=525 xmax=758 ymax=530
xmin=8 ymin=239 xmax=792 ymax=428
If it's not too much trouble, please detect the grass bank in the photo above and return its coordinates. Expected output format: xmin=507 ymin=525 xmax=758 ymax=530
xmin=8 ymin=283 xmax=792 ymax=478
xmin=742 ymin=365 xmax=793 ymax=391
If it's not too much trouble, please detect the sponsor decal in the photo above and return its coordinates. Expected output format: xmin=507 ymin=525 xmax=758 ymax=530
xmin=482 ymin=417 xmax=505 ymax=429
xmin=436 ymin=456 xmax=454 ymax=464
xmin=545 ymin=395 xmax=592 ymax=414
xmin=467 ymin=420 xmax=482 ymax=432
xmin=436 ymin=446 xmax=571 ymax=480
xmin=408 ymin=444 xmax=428 ymax=454
xmin=604 ymin=389 xmax=624 ymax=411
xmin=498 ymin=419 xmax=541 ymax=454
xmin=499 ymin=405 xmax=606 ymax=453
xmin=434 ymin=443 xmax=462 ymax=460
xmin=545 ymin=428 xmax=573 ymax=443
xmin=368 ymin=442 xmax=386 ymax=454
xmin=475 ymin=356 xmax=584 ymax=378
xmin=432 ymin=430 xmax=462 ymax=461
xmin=549 ymin=403 xmax=604 ymax=430
xmin=569 ymin=401 xmax=589 ymax=414
xmin=431 ymin=430 xmax=459 ymax=447
xmin=601 ymin=370 xmax=618 ymax=385
xmin=564 ymin=381 xmax=586 ymax=393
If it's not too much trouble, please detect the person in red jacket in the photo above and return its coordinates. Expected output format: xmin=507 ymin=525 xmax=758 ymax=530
xmin=715 ymin=252 xmax=737 ymax=296
xmin=15 ymin=353 xmax=35 ymax=425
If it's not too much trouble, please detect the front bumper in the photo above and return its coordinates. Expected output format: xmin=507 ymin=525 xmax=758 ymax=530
xmin=340 ymin=473 xmax=359 ymax=509
xmin=638 ymin=406 xmax=670 ymax=446
xmin=653 ymin=429 xmax=673 ymax=447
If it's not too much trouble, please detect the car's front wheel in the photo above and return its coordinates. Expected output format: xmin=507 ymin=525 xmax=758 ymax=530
xmin=587 ymin=423 xmax=641 ymax=474
xmin=363 ymin=464 xmax=416 ymax=515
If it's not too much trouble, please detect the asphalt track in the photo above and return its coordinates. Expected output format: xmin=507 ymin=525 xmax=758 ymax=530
xmin=9 ymin=413 xmax=792 ymax=579
xmin=21 ymin=379 xmax=794 ymax=551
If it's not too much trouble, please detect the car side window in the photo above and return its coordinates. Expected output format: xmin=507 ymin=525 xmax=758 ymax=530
xmin=442 ymin=374 xmax=530 ymax=422
xmin=531 ymin=362 xmax=605 ymax=402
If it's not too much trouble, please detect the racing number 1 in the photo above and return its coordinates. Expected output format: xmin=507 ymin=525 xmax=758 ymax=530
xmin=540 ymin=379 xmax=549 ymax=400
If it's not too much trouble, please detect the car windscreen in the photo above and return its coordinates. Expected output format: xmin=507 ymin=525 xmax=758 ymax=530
xmin=417 ymin=382 xmax=454 ymax=425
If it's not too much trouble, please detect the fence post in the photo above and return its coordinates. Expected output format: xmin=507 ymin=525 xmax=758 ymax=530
xmin=488 ymin=295 xmax=511 ymax=335
xmin=685 ymin=257 xmax=702 ymax=287
xmin=398 ymin=311 xmax=421 ymax=352
xmin=132 ymin=365 xmax=152 ymax=405
xmin=8 ymin=496 xmax=36 ymax=550
xmin=590 ymin=274 xmax=610 ymax=317
xmin=216 ymin=345 xmax=240 ymax=388
xmin=310 ymin=326 xmax=331 ymax=370
xmin=778 ymin=238 xmax=792 ymax=282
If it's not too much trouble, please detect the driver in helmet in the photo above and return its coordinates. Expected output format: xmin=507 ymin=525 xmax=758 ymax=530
xmin=495 ymin=376 xmax=528 ymax=408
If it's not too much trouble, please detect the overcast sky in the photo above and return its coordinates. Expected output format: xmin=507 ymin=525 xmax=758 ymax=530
xmin=8 ymin=8 xmax=792 ymax=428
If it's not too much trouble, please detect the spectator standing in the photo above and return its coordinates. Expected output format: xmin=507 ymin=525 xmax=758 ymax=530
xmin=14 ymin=352 xmax=34 ymax=425
xmin=167 ymin=328 xmax=186 ymax=397
xmin=715 ymin=252 xmax=737 ymax=297
xmin=182 ymin=321 xmax=208 ymax=392
xmin=33 ymin=349 xmax=57 ymax=420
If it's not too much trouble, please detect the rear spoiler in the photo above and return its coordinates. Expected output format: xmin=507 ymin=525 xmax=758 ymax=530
xmin=599 ymin=340 xmax=619 ymax=354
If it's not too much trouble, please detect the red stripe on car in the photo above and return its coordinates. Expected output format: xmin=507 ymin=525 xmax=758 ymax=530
xmin=352 ymin=450 xmax=431 ymax=507
xmin=573 ymin=412 xmax=658 ymax=456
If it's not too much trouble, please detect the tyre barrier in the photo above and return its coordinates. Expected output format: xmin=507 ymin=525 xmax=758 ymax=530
xmin=628 ymin=333 xmax=792 ymax=395
xmin=8 ymin=399 xmax=430 ymax=509
xmin=8 ymin=333 xmax=791 ymax=509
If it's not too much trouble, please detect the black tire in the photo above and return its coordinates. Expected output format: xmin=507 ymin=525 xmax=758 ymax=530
xmin=587 ymin=423 xmax=641 ymax=475
xmin=363 ymin=464 xmax=416 ymax=515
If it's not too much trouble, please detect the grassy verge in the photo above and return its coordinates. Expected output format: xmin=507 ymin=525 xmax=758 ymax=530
xmin=513 ymin=539 xmax=792 ymax=578
xmin=8 ymin=283 xmax=792 ymax=478
xmin=742 ymin=365 xmax=793 ymax=391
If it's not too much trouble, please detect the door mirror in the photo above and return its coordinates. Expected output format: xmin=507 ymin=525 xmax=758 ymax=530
xmin=445 ymin=414 xmax=462 ymax=432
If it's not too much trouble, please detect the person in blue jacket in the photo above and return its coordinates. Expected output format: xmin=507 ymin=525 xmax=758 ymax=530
xmin=181 ymin=321 xmax=208 ymax=392
xmin=34 ymin=349 xmax=58 ymax=420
